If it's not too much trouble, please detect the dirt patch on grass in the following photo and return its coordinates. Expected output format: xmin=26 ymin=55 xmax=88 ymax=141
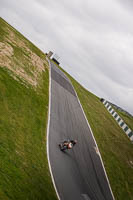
xmin=129 ymin=160 xmax=133 ymax=168
xmin=0 ymin=26 xmax=48 ymax=89
xmin=0 ymin=42 xmax=14 ymax=67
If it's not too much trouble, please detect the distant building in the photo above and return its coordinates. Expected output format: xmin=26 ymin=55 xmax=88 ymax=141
xmin=47 ymin=51 xmax=53 ymax=58
xmin=52 ymin=57 xmax=60 ymax=65
xmin=52 ymin=53 xmax=60 ymax=65
xmin=47 ymin=52 xmax=60 ymax=65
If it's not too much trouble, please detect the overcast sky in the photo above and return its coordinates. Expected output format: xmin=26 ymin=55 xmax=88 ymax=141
xmin=1 ymin=0 xmax=133 ymax=115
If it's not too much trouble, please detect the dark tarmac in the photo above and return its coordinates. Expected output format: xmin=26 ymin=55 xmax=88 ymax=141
xmin=48 ymin=61 xmax=114 ymax=200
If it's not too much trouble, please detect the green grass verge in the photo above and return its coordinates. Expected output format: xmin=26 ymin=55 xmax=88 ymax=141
xmin=53 ymin=60 xmax=133 ymax=200
xmin=0 ymin=67 xmax=57 ymax=200
xmin=0 ymin=69 xmax=56 ymax=200
xmin=0 ymin=18 xmax=57 ymax=200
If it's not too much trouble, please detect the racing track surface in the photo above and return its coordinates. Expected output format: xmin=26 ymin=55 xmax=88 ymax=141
xmin=48 ymin=61 xmax=114 ymax=200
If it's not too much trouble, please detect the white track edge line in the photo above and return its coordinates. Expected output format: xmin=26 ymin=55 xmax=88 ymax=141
xmin=46 ymin=58 xmax=61 ymax=200
xmin=70 ymin=81 xmax=115 ymax=200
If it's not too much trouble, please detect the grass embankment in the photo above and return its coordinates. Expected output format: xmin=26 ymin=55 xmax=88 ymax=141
xmin=0 ymin=18 xmax=57 ymax=200
xmin=54 ymin=61 xmax=133 ymax=200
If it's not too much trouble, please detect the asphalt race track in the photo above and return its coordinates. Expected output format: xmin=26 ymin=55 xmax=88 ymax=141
xmin=48 ymin=61 xmax=114 ymax=200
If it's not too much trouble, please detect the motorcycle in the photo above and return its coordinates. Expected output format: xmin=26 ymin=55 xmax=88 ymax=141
xmin=59 ymin=140 xmax=76 ymax=151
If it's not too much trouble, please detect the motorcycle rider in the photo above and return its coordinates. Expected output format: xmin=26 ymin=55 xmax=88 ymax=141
xmin=60 ymin=139 xmax=77 ymax=150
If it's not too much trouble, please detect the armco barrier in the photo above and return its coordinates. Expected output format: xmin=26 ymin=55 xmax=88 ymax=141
xmin=100 ymin=99 xmax=133 ymax=142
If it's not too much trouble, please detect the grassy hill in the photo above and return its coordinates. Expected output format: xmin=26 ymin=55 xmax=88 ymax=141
xmin=1 ymin=16 xmax=133 ymax=200
xmin=0 ymin=18 xmax=57 ymax=200
xmin=54 ymin=61 xmax=133 ymax=200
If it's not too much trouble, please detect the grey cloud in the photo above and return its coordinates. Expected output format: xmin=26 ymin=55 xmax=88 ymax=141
xmin=0 ymin=0 xmax=133 ymax=115
xmin=117 ymin=0 xmax=133 ymax=11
